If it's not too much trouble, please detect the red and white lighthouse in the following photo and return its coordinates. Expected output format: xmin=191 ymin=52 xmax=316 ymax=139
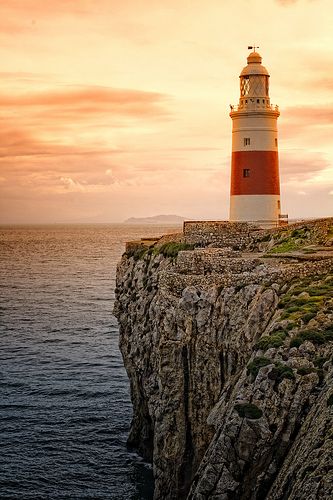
xmin=229 ymin=48 xmax=282 ymax=228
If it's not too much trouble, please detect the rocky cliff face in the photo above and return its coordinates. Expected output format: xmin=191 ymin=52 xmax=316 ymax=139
xmin=114 ymin=219 xmax=333 ymax=499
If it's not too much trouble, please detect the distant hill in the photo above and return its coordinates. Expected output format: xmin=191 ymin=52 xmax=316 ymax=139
xmin=124 ymin=214 xmax=186 ymax=225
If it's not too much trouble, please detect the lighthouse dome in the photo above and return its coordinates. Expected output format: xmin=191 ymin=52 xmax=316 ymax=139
xmin=240 ymin=51 xmax=270 ymax=77
xmin=247 ymin=51 xmax=262 ymax=64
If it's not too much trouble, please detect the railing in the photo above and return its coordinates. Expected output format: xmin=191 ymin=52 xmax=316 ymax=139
xmin=279 ymin=214 xmax=289 ymax=226
xmin=230 ymin=103 xmax=279 ymax=113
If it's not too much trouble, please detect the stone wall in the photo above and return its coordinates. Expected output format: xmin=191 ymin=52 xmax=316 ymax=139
xmin=159 ymin=257 xmax=333 ymax=298
xmin=183 ymin=221 xmax=258 ymax=249
xmin=183 ymin=218 xmax=333 ymax=250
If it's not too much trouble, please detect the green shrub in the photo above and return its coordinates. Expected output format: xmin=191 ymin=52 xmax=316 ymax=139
xmin=254 ymin=331 xmax=287 ymax=350
xmin=291 ymin=229 xmax=305 ymax=238
xmin=313 ymin=356 xmax=327 ymax=368
xmin=279 ymin=297 xmax=321 ymax=322
xmin=278 ymin=278 xmax=332 ymax=320
xmin=297 ymin=366 xmax=316 ymax=376
xmin=327 ymin=394 xmax=333 ymax=407
xmin=132 ymin=246 xmax=148 ymax=260
xmin=247 ymin=357 xmax=272 ymax=377
xmin=290 ymin=330 xmax=326 ymax=348
xmin=269 ymin=240 xmax=300 ymax=254
xmin=126 ymin=245 xmax=147 ymax=260
xmin=307 ymin=285 xmax=333 ymax=296
xmin=235 ymin=403 xmax=263 ymax=419
xmin=324 ymin=327 xmax=333 ymax=341
xmin=285 ymin=305 xmax=300 ymax=313
xmin=157 ymin=242 xmax=195 ymax=259
xmin=278 ymin=294 xmax=294 ymax=308
xmin=302 ymin=312 xmax=317 ymax=323
xmin=273 ymin=362 xmax=295 ymax=382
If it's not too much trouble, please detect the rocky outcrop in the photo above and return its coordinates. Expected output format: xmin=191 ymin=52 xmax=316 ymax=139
xmin=114 ymin=219 xmax=333 ymax=499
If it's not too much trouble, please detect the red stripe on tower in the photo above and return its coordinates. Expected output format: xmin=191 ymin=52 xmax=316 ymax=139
xmin=231 ymin=151 xmax=280 ymax=195
xmin=229 ymin=49 xmax=283 ymax=227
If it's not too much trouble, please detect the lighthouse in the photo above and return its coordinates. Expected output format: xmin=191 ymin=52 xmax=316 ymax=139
xmin=229 ymin=47 xmax=283 ymax=228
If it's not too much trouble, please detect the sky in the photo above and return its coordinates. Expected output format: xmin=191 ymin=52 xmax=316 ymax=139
xmin=0 ymin=0 xmax=332 ymax=223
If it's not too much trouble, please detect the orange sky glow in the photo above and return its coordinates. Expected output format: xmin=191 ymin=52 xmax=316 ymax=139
xmin=0 ymin=0 xmax=332 ymax=223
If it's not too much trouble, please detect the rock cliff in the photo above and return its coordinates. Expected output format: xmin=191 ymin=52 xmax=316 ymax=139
xmin=114 ymin=219 xmax=333 ymax=499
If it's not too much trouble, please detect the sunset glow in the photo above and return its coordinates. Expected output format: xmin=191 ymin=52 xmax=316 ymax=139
xmin=0 ymin=0 xmax=332 ymax=223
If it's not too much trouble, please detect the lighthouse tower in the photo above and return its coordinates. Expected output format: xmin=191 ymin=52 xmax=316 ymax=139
xmin=229 ymin=48 xmax=282 ymax=227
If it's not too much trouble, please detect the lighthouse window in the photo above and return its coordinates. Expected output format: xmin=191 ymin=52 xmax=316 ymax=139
xmin=244 ymin=138 xmax=251 ymax=146
xmin=275 ymin=138 xmax=278 ymax=146
xmin=240 ymin=76 xmax=250 ymax=96
xmin=243 ymin=169 xmax=250 ymax=178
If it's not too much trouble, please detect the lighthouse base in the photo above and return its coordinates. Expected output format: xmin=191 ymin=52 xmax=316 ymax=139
xmin=230 ymin=194 xmax=280 ymax=229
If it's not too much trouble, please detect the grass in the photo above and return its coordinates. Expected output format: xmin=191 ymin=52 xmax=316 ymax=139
xmin=157 ymin=242 xmax=195 ymax=258
xmin=234 ymin=403 xmax=263 ymax=419
xmin=267 ymin=227 xmax=311 ymax=254
xmin=280 ymin=301 xmax=321 ymax=323
xmin=126 ymin=241 xmax=195 ymax=261
xmin=277 ymin=277 xmax=333 ymax=324
xmin=269 ymin=239 xmax=300 ymax=254
xmin=268 ymin=230 xmax=307 ymax=254
xmin=126 ymin=245 xmax=149 ymax=260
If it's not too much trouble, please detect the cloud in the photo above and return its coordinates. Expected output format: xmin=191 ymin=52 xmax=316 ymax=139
xmin=275 ymin=0 xmax=318 ymax=5
xmin=309 ymin=78 xmax=333 ymax=90
xmin=276 ymin=0 xmax=298 ymax=5
xmin=280 ymin=104 xmax=333 ymax=146
xmin=0 ymin=124 xmax=120 ymax=159
xmin=60 ymin=176 xmax=85 ymax=192
xmin=0 ymin=86 xmax=170 ymax=117
xmin=0 ymin=1 xmax=91 ymax=19
xmin=0 ymin=85 xmax=171 ymax=162
xmin=283 ymin=105 xmax=333 ymax=124
xmin=280 ymin=150 xmax=330 ymax=180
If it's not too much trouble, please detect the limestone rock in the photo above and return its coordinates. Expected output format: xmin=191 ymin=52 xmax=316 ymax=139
xmin=114 ymin=219 xmax=333 ymax=499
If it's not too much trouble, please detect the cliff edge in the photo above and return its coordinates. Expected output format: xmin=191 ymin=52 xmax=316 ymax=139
xmin=114 ymin=219 xmax=333 ymax=499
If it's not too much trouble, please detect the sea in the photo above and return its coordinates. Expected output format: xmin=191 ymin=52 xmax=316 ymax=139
xmin=0 ymin=224 xmax=180 ymax=500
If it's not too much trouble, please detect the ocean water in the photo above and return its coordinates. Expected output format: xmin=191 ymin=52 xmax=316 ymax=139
xmin=0 ymin=224 xmax=180 ymax=500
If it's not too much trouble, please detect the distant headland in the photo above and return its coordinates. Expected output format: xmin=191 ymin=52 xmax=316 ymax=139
xmin=124 ymin=214 xmax=186 ymax=225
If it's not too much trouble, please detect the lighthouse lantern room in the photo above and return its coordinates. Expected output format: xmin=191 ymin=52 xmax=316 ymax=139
xmin=229 ymin=48 xmax=283 ymax=228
